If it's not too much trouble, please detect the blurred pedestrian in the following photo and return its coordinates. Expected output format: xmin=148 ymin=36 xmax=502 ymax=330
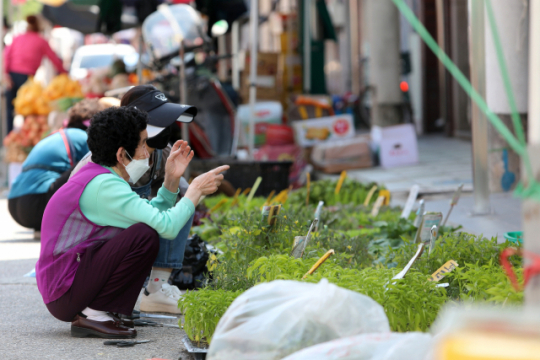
xmin=8 ymin=99 xmax=105 ymax=239
xmin=3 ymin=15 xmax=66 ymax=134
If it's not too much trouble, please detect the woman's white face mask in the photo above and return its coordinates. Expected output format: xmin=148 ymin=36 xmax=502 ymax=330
xmin=124 ymin=151 xmax=150 ymax=184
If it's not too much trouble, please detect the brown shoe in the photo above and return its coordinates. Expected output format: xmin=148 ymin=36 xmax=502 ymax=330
xmin=71 ymin=314 xmax=137 ymax=339
xmin=108 ymin=313 xmax=134 ymax=328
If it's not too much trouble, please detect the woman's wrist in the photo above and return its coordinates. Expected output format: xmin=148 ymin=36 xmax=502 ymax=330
xmin=163 ymin=173 xmax=180 ymax=194
xmin=184 ymin=186 xmax=203 ymax=206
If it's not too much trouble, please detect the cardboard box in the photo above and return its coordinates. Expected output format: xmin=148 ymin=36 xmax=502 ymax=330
xmin=371 ymin=124 xmax=419 ymax=168
xmin=293 ymin=114 xmax=355 ymax=147
xmin=311 ymin=136 xmax=372 ymax=174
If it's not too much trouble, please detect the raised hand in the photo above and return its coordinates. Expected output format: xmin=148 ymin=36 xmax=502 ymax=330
xmin=165 ymin=140 xmax=194 ymax=180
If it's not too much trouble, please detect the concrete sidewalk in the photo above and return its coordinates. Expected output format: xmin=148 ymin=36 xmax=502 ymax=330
xmin=320 ymin=134 xmax=522 ymax=240
xmin=0 ymin=199 xmax=191 ymax=360
xmin=346 ymin=135 xmax=473 ymax=195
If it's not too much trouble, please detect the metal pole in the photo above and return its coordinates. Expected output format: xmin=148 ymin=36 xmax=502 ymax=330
xmin=468 ymin=0 xmax=490 ymax=214
xmin=525 ymin=0 xmax=540 ymax=306
xmin=179 ymin=40 xmax=190 ymax=179
xmin=350 ymin=0 xmax=361 ymax=95
xmin=343 ymin=0 xmax=352 ymax=93
xmin=137 ymin=30 xmax=143 ymax=85
xmin=303 ymin=0 xmax=311 ymax=94
xmin=217 ymin=34 xmax=227 ymax=81
xmin=529 ymin=0 xmax=540 ymax=145
xmin=436 ymin=0 xmax=447 ymax=129
xmin=248 ymin=0 xmax=259 ymax=158
xmin=180 ymin=40 xmax=188 ymax=144
xmin=0 ymin=0 xmax=5 ymax=141
xmin=232 ymin=20 xmax=240 ymax=91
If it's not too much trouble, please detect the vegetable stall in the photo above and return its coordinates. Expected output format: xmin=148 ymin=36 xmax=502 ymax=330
xmin=178 ymin=175 xmax=523 ymax=353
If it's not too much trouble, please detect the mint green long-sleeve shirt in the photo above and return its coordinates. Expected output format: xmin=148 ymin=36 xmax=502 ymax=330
xmin=79 ymin=166 xmax=194 ymax=240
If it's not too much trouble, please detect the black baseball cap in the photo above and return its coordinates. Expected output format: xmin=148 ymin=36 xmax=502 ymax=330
xmin=127 ymin=90 xmax=197 ymax=138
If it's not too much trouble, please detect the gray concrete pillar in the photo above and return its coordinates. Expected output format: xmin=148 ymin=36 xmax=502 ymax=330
xmin=450 ymin=0 xmax=470 ymax=137
xmin=366 ymin=0 xmax=402 ymax=127
xmin=484 ymin=0 xmax=528 ymax=193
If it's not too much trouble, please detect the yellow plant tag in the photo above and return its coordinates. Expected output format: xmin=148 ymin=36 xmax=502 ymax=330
xmin=209 ymin=198 xmax=228 ymax=213
xmin=379 ymin=190 xmax=391 ymax=205
xmin=335 ymin=171 xmax=347 ymax=195
xmin=263 ymin=190 xmax=276 ymax=207
xmin=231 ymin=188 xmax=242 ymax=207
xmin=302 ymin=249 xmax=335 ymax=279
xmin=429 ymin=260 xmax=459 ymax=282
xmin=306 ymin=172 xmax=311 ymax=206
xmin=363 ymin=185 xmax=378 ymax=206
xmin=261 ymin=204 xmax=282 ymax=226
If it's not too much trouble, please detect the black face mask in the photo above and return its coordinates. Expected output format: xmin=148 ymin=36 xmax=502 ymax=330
xmin=146 ymin=127 xmax=171 ymax=150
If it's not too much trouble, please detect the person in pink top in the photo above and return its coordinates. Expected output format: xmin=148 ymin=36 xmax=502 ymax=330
xmin=3 ymin=15 xmax=66 ymax=134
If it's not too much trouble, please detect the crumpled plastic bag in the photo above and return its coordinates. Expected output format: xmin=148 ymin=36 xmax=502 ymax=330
xmin=207 ymin=279 xmax=390 ymax=360
xmin=281 ymin=332 xmax=433 ymax=360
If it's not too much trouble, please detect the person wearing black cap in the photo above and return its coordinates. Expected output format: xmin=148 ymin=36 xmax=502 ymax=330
xmin=71 ymin=85 xmax=198 ymax=314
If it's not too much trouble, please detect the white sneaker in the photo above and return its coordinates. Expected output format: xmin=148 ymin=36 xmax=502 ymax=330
xmin=140 ymin=283 xmax=183 ymax=314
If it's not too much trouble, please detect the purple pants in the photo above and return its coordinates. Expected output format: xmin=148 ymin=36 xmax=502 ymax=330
xmin=46 ymin=223 xmax=159 ymax=322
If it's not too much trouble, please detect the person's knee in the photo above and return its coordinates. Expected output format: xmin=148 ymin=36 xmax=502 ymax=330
xmin=130 ymin=223 xmax=159 ymax=253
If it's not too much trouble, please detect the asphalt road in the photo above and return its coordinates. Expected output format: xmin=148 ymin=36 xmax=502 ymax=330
xmin=0 ymin=199 xmax=193 ymax=360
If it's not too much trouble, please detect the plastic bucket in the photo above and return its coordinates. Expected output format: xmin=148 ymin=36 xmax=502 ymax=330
xmin=504 ymin=231 xmax=523 ymax=244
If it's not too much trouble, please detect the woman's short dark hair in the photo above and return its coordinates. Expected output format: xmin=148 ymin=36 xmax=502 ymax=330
xmin=26 ymin=15 xmax=39 ymax=33
xmin=67 ymin=99 xmax=105 ymax=131
xmin=120 ymin=85 xmax=157 ymax=106
xmin=87 ymin=107 xmax=148 ymax=167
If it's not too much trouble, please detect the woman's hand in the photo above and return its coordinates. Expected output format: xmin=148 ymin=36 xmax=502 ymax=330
xmin=163 ymin=140 xmax=194 ymax=193
xmin=166 ymin=140 xmax=194 ymax=179
xmin=184 ymin=165 xmax=230 ymax=205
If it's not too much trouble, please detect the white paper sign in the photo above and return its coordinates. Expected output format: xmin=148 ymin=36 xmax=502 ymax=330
xmin=293 ymin=114 xmax=355 ymax=147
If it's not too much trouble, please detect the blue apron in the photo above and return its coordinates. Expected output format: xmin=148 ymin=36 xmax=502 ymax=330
xmin=131 ymin=149 xmax=162 ymax=199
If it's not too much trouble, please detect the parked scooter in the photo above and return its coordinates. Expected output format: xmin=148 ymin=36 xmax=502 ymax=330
xmin=141 ymin=4 xmax=238 ymax=159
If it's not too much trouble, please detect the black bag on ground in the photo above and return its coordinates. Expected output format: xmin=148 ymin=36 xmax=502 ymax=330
xmin=169 ymin=234 xmax=210 ymax=290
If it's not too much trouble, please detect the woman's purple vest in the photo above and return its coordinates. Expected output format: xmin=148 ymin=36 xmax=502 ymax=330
xmin=36 ymin=163 xmax=123 ymax=304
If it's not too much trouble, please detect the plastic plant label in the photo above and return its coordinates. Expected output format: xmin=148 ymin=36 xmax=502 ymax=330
xmin=371 ymin=196 xmax=385 ymax=217
xmin=314 ymin=201 xmax=324 ymax=219
xmin=363 ymin=185 xmax=378 ymax=206
xmin=379 ymin=189 xmax=391 ymax=205
xmin=450 ymin=183 xmax=464 ymax=206
xmin=413 ymin=199 xmax=425 ymax=227
xmin=231 ymin=188 xmax=242 ymax=207
xmin=291 ymin=236 xmax=305 ymax=258
xmin=314 ymin=201 xmax=324 ymax=232
xmin=302 ymin=249 xmax=335 ymax=279
xmin=261 ymin=204 xmax=281 ymax=226
xmin=415 ymin=212 xmax=443 ymax=243
xmin=401 ymin=185 xmax=420 ymax=219
xmin=428 ymin=225 xmax=438 ymax=255
xmin=210 ymin=198 xmax=228 ymax=213
xmin=392 ymin=243 xmax=425 ymax=280
xmin=300 ymin=219 xmax=319 ymax=258
xmin=428 ymin=260 xmax=459 ymax=282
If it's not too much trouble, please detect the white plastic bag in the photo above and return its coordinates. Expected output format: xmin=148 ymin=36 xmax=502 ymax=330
xmin=207 ymin=279 xmax=390 ymax=360
xmin=282 ymin=332 xmax=433 ymax=360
